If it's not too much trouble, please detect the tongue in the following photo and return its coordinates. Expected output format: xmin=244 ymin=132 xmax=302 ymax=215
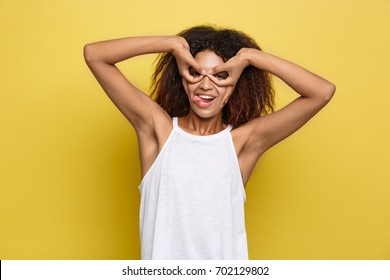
xmin=194 ymin=95 xmax=212 ymax=103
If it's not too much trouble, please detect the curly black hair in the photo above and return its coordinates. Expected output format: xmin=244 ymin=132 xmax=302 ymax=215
xmin=151 ymin=25 xmax=274 ymax=128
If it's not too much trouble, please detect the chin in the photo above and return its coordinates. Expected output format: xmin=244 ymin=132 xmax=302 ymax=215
xmin=189 ymin=106 xmax=221 ymax=120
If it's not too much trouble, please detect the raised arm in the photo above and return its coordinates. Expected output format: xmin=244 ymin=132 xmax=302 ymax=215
xmin=84 ymin=36 xmax=206 ymax=177
xmin=210 ymin=48 xmax=335 ymax=154
xmin=83 ymin=36 xmax=203 ymax=132
xmin=208 ymin=48 xmax=335 ymax=184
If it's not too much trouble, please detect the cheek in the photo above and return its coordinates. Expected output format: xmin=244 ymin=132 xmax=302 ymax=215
xmin=182 ymin=80 xmax=190 ymax=95
xmin=216 ymin=86 xmax=234 ymax=99
xmin=226 ymin=86 xmax=235 ymax=97
xmin=182 ymin=80 xmax=198 ymax=96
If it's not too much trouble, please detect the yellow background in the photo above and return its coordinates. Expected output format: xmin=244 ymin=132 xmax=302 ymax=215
xmin=1 ymin=0 xmax=389 ymax=259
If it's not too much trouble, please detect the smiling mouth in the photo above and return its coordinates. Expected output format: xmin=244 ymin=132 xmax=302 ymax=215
xmin=195 ymin=94 xmax=216 ymax=101
xmin=192 ymin=94 xmax=216 ymax=108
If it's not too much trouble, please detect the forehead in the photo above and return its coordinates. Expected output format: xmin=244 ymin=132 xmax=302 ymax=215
xmin=194 ymin=50 xmax=224 ymax=70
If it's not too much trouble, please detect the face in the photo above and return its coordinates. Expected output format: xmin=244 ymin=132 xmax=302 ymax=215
xmin=182 ymin=50 xmax=234 ymax=119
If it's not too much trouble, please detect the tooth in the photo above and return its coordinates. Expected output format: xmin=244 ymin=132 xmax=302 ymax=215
xmin=199 ymin=95 xmax=214 ymax=99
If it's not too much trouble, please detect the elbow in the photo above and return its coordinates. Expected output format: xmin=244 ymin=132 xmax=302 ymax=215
xmin=83 ymin=44 xmax=95 ymax=65
xmin=322 ymin=82 xmax=336 ymax=103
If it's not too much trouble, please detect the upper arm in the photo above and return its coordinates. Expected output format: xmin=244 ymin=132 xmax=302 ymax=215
xmin=243 ymin=86 xmax=335 ymax=157
xmin=233 ymin=92 xmax=334 ymax=185
xmin=83 ymin=45 xmax=167 ymax=132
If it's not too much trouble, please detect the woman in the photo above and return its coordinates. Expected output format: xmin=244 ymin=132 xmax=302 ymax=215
xmin=83 ymin=25 xmax=335 ymax=260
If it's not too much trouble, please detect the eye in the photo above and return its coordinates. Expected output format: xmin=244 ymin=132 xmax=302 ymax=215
xmin=188 ymin=67 xmax=201 ymax=77
xmin=213 ymin=71 xmax=229 ymax=80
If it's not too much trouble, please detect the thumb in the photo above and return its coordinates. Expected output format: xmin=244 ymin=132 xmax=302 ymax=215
xmin=209 ymin=64 xmax=227 ymax=75
xmin=210 ymin=59 xmax=235 ymax=74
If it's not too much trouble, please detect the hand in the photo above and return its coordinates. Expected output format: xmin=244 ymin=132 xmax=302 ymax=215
xmin=206 ymin=48 xmax=251 ymax=87
xmin=171 ymin=37 xmax=205 ymax=84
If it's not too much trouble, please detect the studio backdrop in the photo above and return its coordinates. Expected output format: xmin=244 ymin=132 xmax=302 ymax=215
xmin=1 ymin=0 xmax=389 ymax=259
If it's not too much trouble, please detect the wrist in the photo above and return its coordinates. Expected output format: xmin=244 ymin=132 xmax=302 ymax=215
xmin=241 ymin=48 xmax=274 ymax=72
xmin=170 ymin=36 xmax=188 ymax=54
xmin=237 ymin=48 xmax=256 ymax=67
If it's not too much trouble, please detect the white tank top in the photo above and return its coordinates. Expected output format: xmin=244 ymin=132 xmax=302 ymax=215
xmin=138 ymin=117 xmax=248 ymax=260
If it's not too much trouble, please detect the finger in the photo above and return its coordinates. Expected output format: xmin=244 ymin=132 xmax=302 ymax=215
xmin=187 ymin=59 xmax=205 ymax=75
xmin=178 ymin=49 xmax=205 ymax=75
xmin=206 ymin=74 xmax=222 ymax=85
xmin=174 ymin=50 xmax=205 ymax=75
xmin=210 ymin=57 xmax=239 ymax=73
xmin=178 ymin=64 xmax=202 ymax=80
xmin=206 ymin=74 xmax=234 ymax=87
xmin=209 ymin=63 xmax=229 ymax=75
xmin=182 ymin=71 xmax=204 ymax=84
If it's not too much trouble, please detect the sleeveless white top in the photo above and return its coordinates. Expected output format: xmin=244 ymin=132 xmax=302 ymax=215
xmin=138 ymin=117 xmax=248 ymax=260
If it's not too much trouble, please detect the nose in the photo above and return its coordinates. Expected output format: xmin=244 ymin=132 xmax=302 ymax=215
xmin=199 ymin=75 xmax=213 ymax=90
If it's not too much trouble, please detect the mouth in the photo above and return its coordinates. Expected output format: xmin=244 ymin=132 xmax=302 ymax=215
xmin=192 ymin=94 xmax=216 ymax=108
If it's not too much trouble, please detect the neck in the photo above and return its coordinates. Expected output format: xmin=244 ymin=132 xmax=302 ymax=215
xmin=179 ymin=110 xmax=226 ymax=136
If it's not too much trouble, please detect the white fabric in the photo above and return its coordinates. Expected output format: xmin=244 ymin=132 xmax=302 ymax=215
xmin=138 ymin=117 xmax=248 ymax=260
